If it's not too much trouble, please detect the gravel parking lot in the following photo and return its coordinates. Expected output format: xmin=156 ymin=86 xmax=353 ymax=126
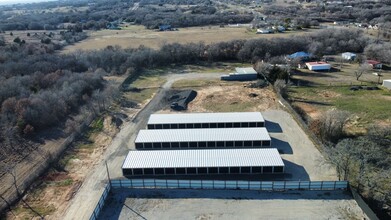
xmin=98 ymin=188 xmax=367 ymax=220
xmin=263 ymin=110 xmax=337 ymax=181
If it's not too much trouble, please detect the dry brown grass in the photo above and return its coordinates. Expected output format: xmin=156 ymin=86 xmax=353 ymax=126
xmin=61 ymin=25 xmax=319 ymax=53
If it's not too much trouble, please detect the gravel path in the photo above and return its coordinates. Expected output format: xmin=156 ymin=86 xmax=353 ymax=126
xmin=62 ymin=73 xmax=222 ymax=220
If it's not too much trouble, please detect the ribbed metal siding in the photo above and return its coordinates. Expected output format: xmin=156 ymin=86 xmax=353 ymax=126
xmin=135 ymin=127 xmax=271 ymax=143
xmin=122 ymin=148 xmax=284 ymax=169
xmin=147 ymin=112 xmax=264 ymax=125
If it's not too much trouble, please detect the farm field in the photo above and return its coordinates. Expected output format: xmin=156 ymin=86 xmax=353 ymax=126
xmin=61 ymin=25 xmax=318 ymax=52
xmin=288 ymin=61 xmax=391 ymax=133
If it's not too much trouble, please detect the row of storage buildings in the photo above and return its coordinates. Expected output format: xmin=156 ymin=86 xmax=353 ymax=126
xmin=122 ymin=112 xmax=285 ymax=177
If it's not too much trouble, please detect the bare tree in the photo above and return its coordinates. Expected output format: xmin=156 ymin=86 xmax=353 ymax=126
xmin=326 ymin=139 xmax=355 ymax=181
xmin=355 ymin=64 xmax=371 ymax=81
xmin=318 ymin=109 xmax=349 ymax=143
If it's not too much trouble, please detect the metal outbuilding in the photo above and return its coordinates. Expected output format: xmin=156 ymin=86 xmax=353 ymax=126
xmin=306 ymin=62 xmax=331 ymax=71
xmin=221 ymin=67 xmax=258 ymax=81
xmin=383 ymin=79 xmax=391 ymax=90
xmin=122 ymin=148 xmax=285 ymax=176
xmin=135 ymin=127 xmax=271 ymax=149
xmin=342 ymin=52 xmax=356 ymax=60
xmin=147 ymin=112 xmax=265 ymax=129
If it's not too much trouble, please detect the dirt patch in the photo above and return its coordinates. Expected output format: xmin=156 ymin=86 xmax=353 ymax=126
xmin=99 ymin=189 xmax=367 ymax=220
xmin=187 ymin=84 xmax=279 ymax=112
xmin=319 ymin=90 xmax=340 ymax=98
xmin=293 ymin=102 xmax=322 ymax=119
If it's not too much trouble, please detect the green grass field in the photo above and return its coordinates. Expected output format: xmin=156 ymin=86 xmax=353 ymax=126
xmin=289 ymin=86 xmax=391 ymax=127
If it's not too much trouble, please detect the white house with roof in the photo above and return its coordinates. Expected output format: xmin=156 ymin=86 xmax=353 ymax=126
xmin=342 ymin=52 xmax=356 ymax=61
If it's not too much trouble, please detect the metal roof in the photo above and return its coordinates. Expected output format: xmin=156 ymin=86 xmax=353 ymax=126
xmin=135 ymin=127 xmax=271 ymax=143
xmin=306 ymin=62 xmax=331 ymax=66
xmin=148 ymin=112 xmax=264 ymax=125
xmin=235 ymin=67 xmax=257 ymax=75
xmin=122 ymin=148 xmax=284 ymax=169
xmin=342 ymin=52 xmax=356 ymax=56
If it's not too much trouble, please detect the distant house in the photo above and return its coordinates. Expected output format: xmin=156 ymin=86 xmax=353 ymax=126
xmin=221 ymin=67 xmax=258 ymax=81
xmin=367 ymin=60 xmax=382 ymax=69
xmin=107 ymin=22 xmax=121 ymax=30
xmin=272 ymin=25 xmax=285 ymax=32
xmin=342 ymin=52 xmax=356 ymax=61
xmin=383 ymin=79 xmax=391 ymax=90
xmin=256 ymin=29 xmax=273 ymax=34
xmin=159 ymin=25 xmax=172 ymax=31
xmin=305 ymin=62 xmax=331 ymax=71
xmin=287 ymin=51 xmax=311 ymax=61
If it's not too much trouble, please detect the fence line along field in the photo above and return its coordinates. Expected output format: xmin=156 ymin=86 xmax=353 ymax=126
xmin=61 ymin=25 xmax=319 ymax=53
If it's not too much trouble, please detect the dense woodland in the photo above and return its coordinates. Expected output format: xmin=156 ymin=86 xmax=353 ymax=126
xmin=0 ymin=0 xmax=253 ymax=31
xmin=0 ymin=0 xmax=390 ymax=218
xmin=263 ymin=0 xmax=391 ymax=24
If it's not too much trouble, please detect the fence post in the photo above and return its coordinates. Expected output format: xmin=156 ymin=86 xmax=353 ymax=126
xmin=236 ymin=180 xmax=238 ymax=189
xmin=120 ymin=179 xmax=123 ymax=188
xmin=334 ymin=181 xmax=336 ymax=190
xmin=272 ymin=181 xmax=274 ymax=190
xmin=284 ymin=181 xmax=286 ymax=190
xmin=166 ymin=179 xmax=168 ymax=188
xmin=321 ymin=181 xmax=323 ymax=190
xmin=105 ymin=161 xmax=111 ymax=188
xmin=201 ymin=179 xmax=203 ymax=189
xmin=154 ymin=179 xmax=156 ymax=188
xmin=142 ymin=179 xmax=145 ymax=188
xmin=299 ymin=181 xmax=301 ymax=190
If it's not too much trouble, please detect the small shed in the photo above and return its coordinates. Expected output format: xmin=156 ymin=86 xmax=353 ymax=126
xmin=382 ymin=79 xmax=391 ymax=90
xmin=342 ymin=52 xmax=356 ymax=61
xmin=256 ymin=29 xmax=273 ymax=34
xmin=305 ymin=62 xmax=331 ymax=71
xmin=367 ymin=60 xmax=382 ymax=69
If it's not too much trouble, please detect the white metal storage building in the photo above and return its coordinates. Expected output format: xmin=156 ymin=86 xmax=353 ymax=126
xmin=342 ymin=52 xmax=356 ymax=60
xmin=122 ymin=148 xmax=284 ymax=176
xmin=383 ymin=79 xmax=391 ymax=90
xmin=147 ymin=112 xmax=265 ymax=129
xmin=306 ymin=62 xmax=331 ymax=71
xmin=135 ymin=127 xmax=271 ymax=149
xmin=221 ymin=67 xmax=258 ymax=81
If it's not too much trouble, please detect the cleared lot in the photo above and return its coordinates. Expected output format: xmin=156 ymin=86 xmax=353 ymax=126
xmin=61 ymin=25 xmax=319 ymax=52
xmin=98 ymin=188 xmax=367 ymax=220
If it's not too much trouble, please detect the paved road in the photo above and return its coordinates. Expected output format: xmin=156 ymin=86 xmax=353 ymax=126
xmin=62 ymin=73 xmax=222 ymax=220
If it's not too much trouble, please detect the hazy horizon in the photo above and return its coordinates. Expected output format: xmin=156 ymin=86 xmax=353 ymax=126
xmin=0 ymin=0 xmax=58 ymax=5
